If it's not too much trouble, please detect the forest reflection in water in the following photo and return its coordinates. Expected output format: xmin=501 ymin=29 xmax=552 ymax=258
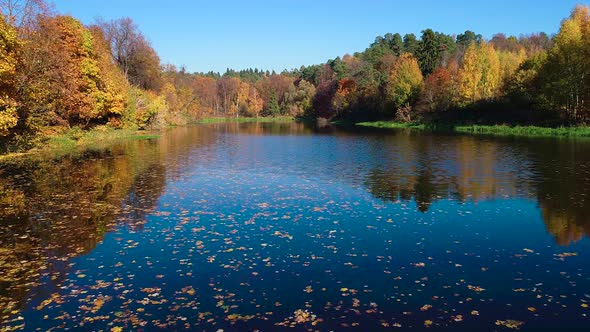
xmin=363 ymin=129 xmax=590 ymax=246
xmin=0 ymin=122 xmax=589 ymax=330
xmin=0 ymin=126 xmax=217 ymax=318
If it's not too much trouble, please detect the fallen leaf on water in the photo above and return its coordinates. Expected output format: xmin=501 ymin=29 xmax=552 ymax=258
xmin=420 ymin=304 xmax=432 ymax=311
xmin=467 ymin=285 xmax=485 ymax=292
xmin=496 ymin=319 xmax=525 ymax=330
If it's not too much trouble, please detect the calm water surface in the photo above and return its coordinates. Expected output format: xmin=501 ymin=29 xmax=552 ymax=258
xmin=1 ymin=123 xmax=589 ymax=331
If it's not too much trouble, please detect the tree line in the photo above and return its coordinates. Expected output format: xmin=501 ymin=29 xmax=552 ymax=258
xmin=1 ymin=1 xmax=589 ymax=150
xmin=306 ymin=5 xmax=589 ymax=125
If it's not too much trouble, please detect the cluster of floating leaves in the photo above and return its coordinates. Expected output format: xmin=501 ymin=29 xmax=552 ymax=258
xmin=495 ymin=319 xmax=525 ymax=330
xmin=275 ymin=309 xmax=321 ymax=328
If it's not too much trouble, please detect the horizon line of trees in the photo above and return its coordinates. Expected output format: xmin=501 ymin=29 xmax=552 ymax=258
xmin=1 ymin=1 xmax=589 ymax=151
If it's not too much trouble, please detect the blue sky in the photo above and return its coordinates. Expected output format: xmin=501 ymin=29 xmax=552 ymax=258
xmin=52 ymin=0 xmax=588 ymax=73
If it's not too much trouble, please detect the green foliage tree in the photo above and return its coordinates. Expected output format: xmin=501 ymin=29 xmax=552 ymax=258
xmin=507 ymin=52 xmax=548 ymax=109
xmin=403 ymin=33 xmax=419 ymax=55
xmin=284 ymin=79 xmax=315 ymax=116
xmin=265 ymin=91 xmax=281 ymax=116
xmin=417 ymin=29 xmax=442 ymax=76
xmin=457 ymin=30 xmax=482 ymax=47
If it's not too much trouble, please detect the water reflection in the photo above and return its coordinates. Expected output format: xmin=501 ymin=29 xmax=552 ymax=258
xmin=531 ymin=139 xmax=590 ymax=245
xmin=1 ymin=123 xmax=590 ymax=328
xmin=362 ymin=131 xmax=590 ymax=246
xmin=364 ymin=133 xmax=530 ymax=212
xmin=0 ymin=127 xmax=218 ymax=321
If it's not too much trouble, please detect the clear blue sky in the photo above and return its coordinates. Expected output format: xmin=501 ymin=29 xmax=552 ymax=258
xmin=52 ymin=0 xmax=589 ymax=73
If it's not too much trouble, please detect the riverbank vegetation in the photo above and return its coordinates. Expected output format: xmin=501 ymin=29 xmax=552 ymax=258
xmin=357 ymin=121 xmax=590 ymax=138
xmin=1 ymin=2 xmax=589 ymax=153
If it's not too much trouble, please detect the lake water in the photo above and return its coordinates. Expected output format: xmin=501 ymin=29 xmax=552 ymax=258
xmin=1 ymin=123 xmax=589 ymax=331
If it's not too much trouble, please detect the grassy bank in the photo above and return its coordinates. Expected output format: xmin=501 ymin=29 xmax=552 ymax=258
xmin=1 ymin=117 xmax=296 ymax=160
xmin=195 ymin=116 xmax=295 ymax=124
xmin=357 ymin=121 xmax=590 ymax=138
xmin=0 ymin=127 xmax=160 ymax=162
xmin=356 ymin=121 xmax=427 ymax=130
xmin=454 ymin=125 xmax=590 ymax=137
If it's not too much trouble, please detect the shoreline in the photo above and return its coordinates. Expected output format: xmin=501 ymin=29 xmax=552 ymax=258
xmin=0 ymin=117 xmax=296 ymax=160
xmin=0 ymin=127 xmax=160 ymax=162
xmin=356 ymin=121 xmax=590 ymax=138
xmin=4 ymin=118 xmax=590 ymax=161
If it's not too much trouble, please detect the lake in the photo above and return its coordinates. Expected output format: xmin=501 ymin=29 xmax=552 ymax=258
xmin=1 ymin=122 xmax=589 ymax=331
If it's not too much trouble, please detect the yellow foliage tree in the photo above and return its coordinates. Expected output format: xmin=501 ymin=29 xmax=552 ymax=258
xmin=458 ymin=42 xmax=481 ymax=104
xmin=479 ymin=42 xmax=501 ymax=99
xmin=236 ymin=81 xmax=250 ymax=117
xmin=248 ymin=85 xmax=264 ymax=118
xmin=0 ymin=13 xmax=20 ymax=136
xmin=542 ymin=5 xmax=590 ymax=120
xmin=387 ymin=53 xmax=423 ymax=110
xmin=18 ymin=15 xmax=128 ymax=129
xmin=458 ymin=41 xmax=501 ymax=105
xmin=497 ymin=48 xmax=527 ymax=91
xmin=88 ymin=26 xmax=127 ymax=120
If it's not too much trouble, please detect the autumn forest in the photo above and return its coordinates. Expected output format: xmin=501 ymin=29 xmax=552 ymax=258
xmin=3 ymin=2 xmax=590 ymax=331
xmin=1 ymin=2 xmax=590 ymax=151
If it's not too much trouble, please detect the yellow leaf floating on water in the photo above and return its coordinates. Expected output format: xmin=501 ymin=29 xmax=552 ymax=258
xmin=181 ymin=286 xmax=196 ymax=296
xmin=36 ymin=293 xmax=62 ymax=310
xmin=496 ymin=320 xmax=525 ymax=330
xmin=527 ymin=307 xmax=536 ymax=312
xmin=581 ymin=303 xmax=589 ymax=308
xmin=554 ymin=252 xmax=578 ymax=260
xmin=424 ymin=320 xmax=433 ymax=327
xmin=110 ymin=327 xmax=123 ymax=332
xmin=92 ymin=297 xmax=108 ymax=313
xmin=420 ymin=304 xmax=432 ymax=311
xmin=467 ymin=285 xmax=485 ymax=292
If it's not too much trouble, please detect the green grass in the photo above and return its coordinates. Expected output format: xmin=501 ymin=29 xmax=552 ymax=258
xmin=195 ymin=116 xmax=295 ymax=124
xmin=453 ymin=124 xmax=590 ymax=137
xmin=357 ymin=121 xmax=590 ymax=138
xmin=356 ymin=121 xmax=427 ymax=130
xmin=1 ymin=127 xmax=160 ymax=162
xmin=48 ymin=127 xmax=159 ymax=153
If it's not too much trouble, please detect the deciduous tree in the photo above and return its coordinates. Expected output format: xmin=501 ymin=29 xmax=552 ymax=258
xmin=541 ymin=5 xmax=590 ymax=120
xmin=386 ymin=53 xmax=423 ymax=117
xmin=0 ymin=12 xmax=19 ymax=135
